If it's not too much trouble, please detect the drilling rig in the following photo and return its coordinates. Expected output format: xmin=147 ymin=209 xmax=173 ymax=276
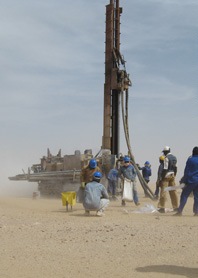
xmin=102 ymin=0 xmax=154 ymax=199
xmin=9 ymin=0 xmax=155 ymax=199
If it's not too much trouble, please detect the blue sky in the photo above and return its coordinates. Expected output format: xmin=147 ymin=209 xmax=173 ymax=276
xmin=1 ymin=0 xmax=197 ymax=195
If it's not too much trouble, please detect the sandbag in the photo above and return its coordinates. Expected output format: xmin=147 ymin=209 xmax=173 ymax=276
xmin=122 ymin=179 xmax=133 ymax=201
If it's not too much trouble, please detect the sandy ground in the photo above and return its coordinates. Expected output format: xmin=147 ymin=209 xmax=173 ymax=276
xmin=0 ymin=187 xmax=198 ymax=278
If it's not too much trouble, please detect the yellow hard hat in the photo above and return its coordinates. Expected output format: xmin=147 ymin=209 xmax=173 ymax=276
xmin=159 ymin=155 xmax=165 ymax=161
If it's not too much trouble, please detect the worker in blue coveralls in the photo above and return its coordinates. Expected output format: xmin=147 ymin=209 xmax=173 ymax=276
xmin=119 ymin=156 xmax=140 ymax=206
xmin=174 ymin=146 xmax=198 ymax=216
xmin=139 ymin=161 xmax=152 ymax=197
xmin=107 ymin=165 xmax=118 ymax=200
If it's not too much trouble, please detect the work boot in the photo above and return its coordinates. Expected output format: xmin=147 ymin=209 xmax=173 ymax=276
xmin=135 ymin=202 xmax=140 ymax=206
xmin=158 ymin=208 xmax=165 ymax=213
xmin=173 ymin=212 xmax=182 ymax=216
xmin=96 ymin=211 xmax=105 ymax=217
xmin=121 ymin=200 xmax=126 ymax=206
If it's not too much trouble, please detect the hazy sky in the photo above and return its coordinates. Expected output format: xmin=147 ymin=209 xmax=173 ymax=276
xmin=1 ymin=0 xmax=197 ymax=195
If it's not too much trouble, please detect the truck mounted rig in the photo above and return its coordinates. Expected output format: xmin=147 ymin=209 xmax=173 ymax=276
xmin=9 ymin=0 xmax=155 ymax=199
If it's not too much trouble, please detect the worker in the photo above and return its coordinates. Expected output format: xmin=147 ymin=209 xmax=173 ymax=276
xmin=119 ymin=156 xmax=140 ymax=206
xmin=107 ymin=164 xmax=118 ymax=200
xmin=154 ymin=155 xmax=165 ymax=199
xmin=77 ymin=158 xmax=101 ymax=203
xmin=174 ymin=146 xmax=198 ymax=216
xmin=83 ymin=172 xmax=109 ymax=216
xmin=158 ymin=146 xmax=178 ymax=213
xmin=80 ymin=158 xmax=101 ymax=188
xmin=139 ymin=161 xmax=152 ymax=197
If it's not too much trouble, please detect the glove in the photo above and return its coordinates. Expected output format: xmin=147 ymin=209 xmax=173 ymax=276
xmin=80 ymin=182 xmax=85 ymax=189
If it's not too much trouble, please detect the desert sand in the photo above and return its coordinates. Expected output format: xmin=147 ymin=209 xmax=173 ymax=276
xmin=0 ymin=186 xmax=198 ymax=278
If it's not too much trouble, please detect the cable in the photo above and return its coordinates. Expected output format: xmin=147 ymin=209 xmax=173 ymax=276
xmin=121 ymin=90 xmax=155 ymax=200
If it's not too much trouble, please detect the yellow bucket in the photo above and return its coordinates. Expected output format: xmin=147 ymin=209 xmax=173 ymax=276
xmin=61 ymin=191 xmax=76 ymax=211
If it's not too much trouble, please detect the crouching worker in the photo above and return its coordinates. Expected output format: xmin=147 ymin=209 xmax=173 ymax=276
xmin=83 ymin=172 xmax=110 ymax=217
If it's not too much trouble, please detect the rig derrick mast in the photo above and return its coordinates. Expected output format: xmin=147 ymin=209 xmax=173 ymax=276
xmin=102 ymin=1 xmax=155 ymax=199
xmin=102 ymin=0 xmax=131 ymax=157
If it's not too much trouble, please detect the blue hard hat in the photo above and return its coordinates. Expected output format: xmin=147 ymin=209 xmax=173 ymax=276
xmin=89 ymin=159 xmax=97 ymax=169
xmin=145 ymin=161 xmax=150 ymax=165
xmin=123 ymin=156 xmax=130 ymax=162
xmin=93 ymin=171 xmax=102 ymax=179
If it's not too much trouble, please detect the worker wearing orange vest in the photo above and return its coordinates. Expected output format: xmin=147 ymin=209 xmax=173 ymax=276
xmin=80 ymin=159 xmax=101 ymax=188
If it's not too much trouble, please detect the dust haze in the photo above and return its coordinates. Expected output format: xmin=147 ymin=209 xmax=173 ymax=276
xmin=1 ymin=163 xmax=37 ymax=197
xmin=0 ymin=179 xmax=38 ymax=198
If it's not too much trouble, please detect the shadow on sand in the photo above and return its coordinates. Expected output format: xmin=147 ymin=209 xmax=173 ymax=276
xmin=136 ymin=265 xmax=198 ymax=278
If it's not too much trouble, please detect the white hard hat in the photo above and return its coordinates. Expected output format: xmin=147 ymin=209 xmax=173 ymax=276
xmin=163 ymin=146 xmax=170 ymax=152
